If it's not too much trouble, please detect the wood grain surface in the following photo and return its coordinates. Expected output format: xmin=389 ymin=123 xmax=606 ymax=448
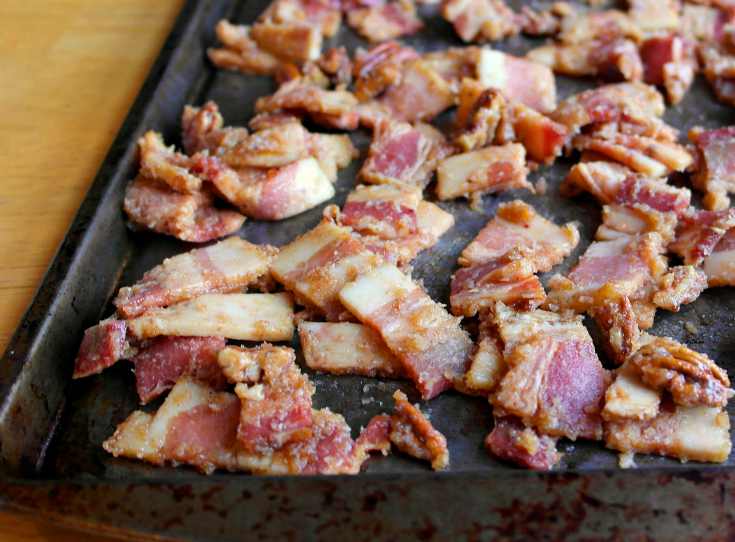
xmin=0 ymin=0 xmax=185 ymax=540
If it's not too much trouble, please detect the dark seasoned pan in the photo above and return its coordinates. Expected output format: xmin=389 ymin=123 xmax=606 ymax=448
xmin=2 ymin=0 xmax=735 ymax=539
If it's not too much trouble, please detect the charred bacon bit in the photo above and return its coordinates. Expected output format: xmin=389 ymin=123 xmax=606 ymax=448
xmin=640 ymin=34 xmax=696 ymax=105
xmin=137 ymin=131 xmax=200 ymax=193
xmin=219 ymin=121 xmax=308 ymax=168
xmin=459 ymin=200 xmax=580 ymax=271
xmin=270 ymin=219 xmax=384 ymax=321
xmin=126 ymin=292 xmax=295 ymax=342
xmin=340 ymin=184 xmax=421 ymax=239
xmin=299 ymin=321 xmax=407 ymax=378
xmin=114 ymin=237 xmax=277 ymax=318
xmin=73 ymin=319 xmax=134 ymax=379
xmin=339 ymin=263 xmax=474 ymax=400
xmin=134 ymin=336 xmax=227 ymax=404
xmin=652 ymin=265 xmax=708 ymax=312
xmin=604 ymin=397 xmax=731 ymax=465
xmin=352 ymin=41 xmax=420 ymax=103
xmin=250 ymin=20 xmax=323 ymax=63
xmin=436 ymin=143 xmax=531 ymax=201
xmin=441 ymin=0 xmax=521 ymax=43
xmin=464 ymin=324 xmax=507 ymax=394
xmin=390 ymin=391 xmax=449 ymax=470
xmin=689 ymin=126 xmax=735 ymax=211
xmin=703 ymin=228 xmax=735 ymax=286
xmin=123 ymin=176 xmax=246 ymax=243
xmin=603 ymin=362 xmax=662 ymax=422
xmin=669 ymin=208 xmax=735 ymax=265
xmin=558 ymin=10 xmax=642 ymax=44
xmin=485 ymin=415 xmax=562 ymax=470
xmin=596 ymin=203 xmax=677 ymax=244
xmin=493 ymin=304 xmax=612 ymax=441
xmin=346 ymin=0 xmax=424 ymax=42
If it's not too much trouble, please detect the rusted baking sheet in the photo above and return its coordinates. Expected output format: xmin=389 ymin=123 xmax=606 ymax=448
xmin=1 ymin=0 xmax=735 ymax=539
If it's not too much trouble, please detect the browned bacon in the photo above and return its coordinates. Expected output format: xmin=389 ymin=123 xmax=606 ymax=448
xmin=681 ymin=4 xmax=733 ymax=41
xmin=669 ymin=208 xmax=735 ymax=264
xmin=558 ymin=10 xmax=642 ymax=44
xmin=492 ymin=304 xmax=612 ymax=440
xmin=464 ymin=323 xmax=507 ymax=394
xmin=377 ymin=60 xmax=456 ymax=123
xmin=355 ymin=414 xmax=393 ymax=459
xmin=339 ymin=184 xmax=421 ymax=238
xmin=114 ymin=237 xmax=277 ymax=318
xmin=652 ymin=265 xmax=708 ymax=311
xmin=590 ymin=297 xmax=640 ymax=366
xmin=316 ymin=47 xmax=352 ymax=86
xmin=640 ymin=34 xmax=697 ymax=105
xmin=307 ymin=133 xmax=357 ymax=182
xmin=346 ymin=0 xmax=424 ymax=42
xmin=352 ymin=41 xmax=420 ymax=102
xmin=137 ymin=131 xmax=201 ymax=193
xmin=73 ymin=319 xmax=135 ymax=379
xmin=689 ymin=126 xmax=735 ymax=210
xmin=628 ymin=0 xmax=680 ymax=34
xmin=339 ymin=263 xmax=474 ymax=399
xmin=596 ymin=203 xmax=677 ymax=244
xmin=459 ymin=200 xmax=580 ymax=271
xmin=390 ymin=391 xmax=449 ymax=469
xmin=440 ymin=0 xmax=521 ymax=43
xmin=218 ymin=121 xmax=309 ymax=168
xmin=207 ymin=20 xmax=285 ymax=76
xmin=249 ymin=20 xmax=323 ymax=63
xmin=703 ymin=228 xmax=735 ymax=286
xmin=518 ymin=4 xmax=565 ymax=37
xmin=123 ymin=176 xmax=246 ymax=242
xmin=602 ymin=361 xmax=662 ymax=422
xmin=485 ymin=415 xmax=562 ymax=470
xmin=134 ymin=336 xmax=227 ymax=404
xmin=421 ymin=47 xmax=478 ymax=92
xmin=260 ymin=0 xmax=343 ymax=38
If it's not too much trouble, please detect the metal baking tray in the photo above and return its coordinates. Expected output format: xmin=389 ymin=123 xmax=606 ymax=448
xmin=3 ymin=0 xmax=735 ymax=539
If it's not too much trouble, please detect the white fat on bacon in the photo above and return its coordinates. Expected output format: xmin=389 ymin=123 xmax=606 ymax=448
xmin=339 ymin=263 xmax=474 ymax=400
xmin=459 ymin=200 xmax=580 ymax=271
xmin=603 ymin=363 xmax=662 ymax=422
xmin=558 ymin=10 xmax=642 ymax=44
xmin=182 ymin=102 xmax=250 ymax=157
xmin=596 ymin=203 xmax=677 ymax=244
xmin=125 ymin=292 xmax=295 ymax=342
xmin=346 ymin=0 xmax=424 ymax=42
xmin=703 ymin=229 xmax=735 ymax=287
xmin=307 ymin=133 xmax=357 ymax=182
xmin=218 ymin=121 xmax=309 ymax=169
xmin=628 ymin=0 xmax=679 ymax=35
xmin=390 ymin=391 xmax=449 ymax=470
xmin=114 ymin=237 xmax=277 ymax=318
xmin=440 ymin=0 xmax=521 ymax=43
xmin=463 ymin=325 xmax=507 ymax=394
xmin=299 ymin=322 xmax=407 ymax=378
xmin=206 ymin=21 xmax=285 ymax=76
xmin=249 ymin=20 xmax=323 ymax=63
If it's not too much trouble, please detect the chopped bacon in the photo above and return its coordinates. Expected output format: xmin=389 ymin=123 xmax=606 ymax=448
xmin=316 ymin=47 xmax=352 ymax=86
xmin=640 ymin=34 xmax=697 ymax=105
xmin=352 ymin=41 xmax=420 ymax=103
xmin=123 ymin=176 xmax=246 ymax=243
xmin=182 ymin=102 xmax=233 ymax=156
xmin=255 ymin=80 xmax=359 ymax=130
xmin=485 ymin=415 xmax=562 ymax=470
xmin=114 ymin=237 xmax=277 ymax=318
xmin=436 ymin=143 xmax=531 ymax=201
xmin=440 ymin=0 xmax=521 ymax=43
xmin=346 ymin=0 xmax=424 ymax=42
xmin=249 ymin=20 xmax=323 ymax=63
xmin=218 ymin=121 xmax=308 ymax=169
xmin=307 ymin=133 xmax=357 ymax=183
xmin=355 ymin=414 xmax=393 ymax=459
xmin=464 ymin=324 xmax=507 ymax=394
xmin=596 ymin=203 xmax=677 ymax=244
xmin=689 ymin=126 xmax=735 ymax=210
xmin=492 ymin=304 xmax=612 ymax=440
xmin=459 ymin=200 xmax=580 ymax=271
xmin=125 ymin=293 xmax=295 ymax=342
xmin=518 ymin=5 xmax=564 ymax=36
xmin=628 ymin=0 xmax=680 ymax=35
xmin=699 ymin=42 xmax=735 ymax=108
xmin=703 ymin=228 xmax=735 ymax=286
xmin=680 ymin=4 xmax=733 ymax=42
xmin=137 ymin=131 xmax=201 ymax=193
xmin=590 ymin=297 xmax=640 ymax=366
xmin=653 ymin=265 xmax=708 ymax=311
xmin=421 ymin=47 xmax=478 ymax=92
xmin=134 ymin=336 xmax=227 ymax=404
xmin=669 ymin=208 xmax=735 ymax=264
xmin=260 ymin=0 xmax=343 ymax=38
xmin=270 ymin=219 xmax=384 ymax=321
xmin=340 ymin=184 xmax=421 ymax=239
xmin=339 ymin=263 xmax=474 ymax=399
xmin=73 ymin=319 xmax=135 ymax=379
xmin=207 ymin=21 xmax=284 ymax=76
xmin=558 ymin=10 xmax=642 ymax=44
xmin=299 ymin=321 xmax=407 ymax=378
xmin=377 ymin=60 xmax=456 ymax=123
xmin=546 ymin=232 xmax=667 ymax=313
xmin=390 ymin=391 xmax=449 ymax=469
xmin=603 ymin=362 xmax=662 ymax=422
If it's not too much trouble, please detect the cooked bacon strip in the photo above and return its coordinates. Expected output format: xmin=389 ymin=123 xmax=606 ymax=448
xmin=219 ymin=121 xmax=308 ymax=168
xmin=603 ymin=363 xmax=662 ymax=422
xmin=703 ymin=228 xmax=735 ymax=286
xmin=436 ymin=143 xmax=531 ymax=201
xmin=339 ymin=263 xmax=474 ymax=399
xmin=605 ymin=398 xmax=731 ymax=464
xmin=137 ymin=131 xmax=200 ymax=192
xmin=352 ymin=41 xmax=420 ymax=103
xmin=249 ymin=20 xmax=322 ymax=63
xmin=377 ymin=60 xmax=456 ymax=123
xmin=493 ymin=304 xmax=611 ymax=440
xmin=339 ymin=184 xmax=421 ymax=239
xmin=255 ymin=80 xmax=359 ymax=130
xmin=459 ymin=200 xmax=580 ymax=271
xmin=134 ymin=336 xmax=227 ymax=404
xmin=260 ymin=0 xmax=343 ymax=38
xmin=123 ymin=176 xmax=246 ymax=242
xmin=270 ymin=219 xmax=384 ymax=321
xmin=596 ymin=203 xmax=677 ymax=244
xmin=207 ymin=21 xmax=284 ymax=76
xmin=639 ymin=34 xmax=696 ymax=105
xmin=652 ymin=265 xmax=707 ymax=312
xmin=689 ymin=126 xmax=735 ymax=211
xmin=546 ymin=233 xmax=667 ymax=313
xmin=114 ymin=237 xmax=277 ymax=318
xmin=358 ymin=120 xmax=435 ymax=188
xmin=485 ymin=415 xmax=562 ymax=470
xmin=628 ymin=0 xmax=680 ymax=34
xmin=527 ymin=39 xmax=644 ymax=82
xmin=299 ymin=322 xmax=407 ymax=378
xmin=306 ymin=133 xmax=357 ymax=182
xmin=126 ymin=293 xmax=295 ymax=342
xmin=464 ymin=324 xmax=507 ymax=394
xmin=192 ymin=155 xmax=335 ymax=221
xmin=590 ymin=296 xmax=640 ymax=366
xmin=346 ymin=0 xmax=424 ymax=42
xmin=669 ymin=208 xmax=735 ymax=265
xmin=440 ymin=0 xmax=521 ymax=43
xmin=73 ymin=319 xmax=135 ymax=379
xmin=558 ymin=10 xmax=642 ymax=44
xmin=390 ymin=391 xmax=449 ymax=469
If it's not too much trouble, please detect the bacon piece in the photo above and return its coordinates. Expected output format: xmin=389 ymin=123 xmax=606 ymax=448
xmin=421 ymin=47 xmax=478 ymax=92
xmin=518 ymin=4 xmax=565 ymax=36
xmin=346 ymin=0 xmax=424 ymax=42
xmin=299 ymin=322 xmax=407 ymax=378
xmin=377 ymin=60 xmax=456 ymax=123
xmin=703 ymin=228 xmax=735 ymax=286
xmin=306 ymin=133 xmax=357 ymax=182
xmin=464 ymin=325 xmax=507 ymax=394
xmin=680 ymin=4 xmax=733 ymax=42
xmin=653 ymin=266 xmax=708 ymax=312
xmin=604 ymin=397 xmax=731 ymax=464
xmin=558 ymin=10 xmax=642 ymax=44
xmin=390 ymin=391 xmax=449 ymax=469
xmin=181 ymin=102 xmax=236 ymax=157
xmin=699 ymin=42 xmax=735 ymax=108
xmin=355 ymin=414 xmax=393 ymax=459
xmin=628 ymin=0 xmax=680 ymax=34
xmin=134 ymin=336 xmax=227 ymax=404
xmin=114 ymin=238 xmax=276 ymax=318
xmin=358 ymin=120 xmax=435 ymax=188
xmin=493 ymin=304 xmax=612 ymax=440
xmin=590 ymin=296 xmax=640 ymax=366
xmin=485 ymin=415 xmax=562 ymax=470
xmin=255 ymin=80 xmax=359 ymax=130
xmin=459 ymin=200 xmax=580 ymax=271
xmin=436 ymin=144 xmax=531 ymax=201
xmin=125 ymin=293 xmax=295 ymax=342
xmin=315 ymin=47 xmax=352 ymax=86
xmin=270 ymin=219 xmax=384 ymax=321
xmin=596 ymin=203 xmax=677 ymax=243
xmin=669 ymin=208 xmax=735 ymax=265
xmin=603 ymin=362 xmax=662 ymax=422
xmin=249 ymin=20 xmax=322 ymax=63
xmin=689 ymin=126 xmax=735 ymax=211
xmin=193 ymin=155 xmax=335 ymax=221
xmin=136 ymin=131 xmax=200 ymax=192
xmin=73 ymin=319 xmax=135 ymax=379
xmin=260 ymin=0 xmax=343 ymax=38
xmin=450 ymin=249 xmax=546 ymax=317
xmin=352 ymin=41 xmax=420 ymax=103
xmin=546 ymin=233 xmax=668 ymax=313
xmin=123 ymin=176 xmax=246 ymax=243
xmin=219 ymin=121 xmax=308 ymax=168
xmin=207 ymin=21 xmax=284 ymax=76
xmin=339 ymin=263 xmax=474 ymax=399
xmin=640 ymin=34 xmax=696 ymax=105
xmin=526 ymin=39 xmax=644 ymax=82
xmin=340 ymin=184 xmax=421 ymax=239
xmin=441 ymin=0 xmax=521 ymax=43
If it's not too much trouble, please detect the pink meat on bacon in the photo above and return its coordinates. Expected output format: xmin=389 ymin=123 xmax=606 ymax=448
xmin=669 ymin=208 xmax=735 ymax=265
xmin=485 ymin=415 xmax=561 ymax=470
xmin=356 ymin=414 xmax=393 ymax=458
xmin=134 ymin=336 xmax=227 ymax=404
xmin=613 ymin=176 xmax=691 ymax=216
xmin=341 ymin=200 xmax=418 ymax=238
xmin=73 ymin=320 xmax=132 ymax=379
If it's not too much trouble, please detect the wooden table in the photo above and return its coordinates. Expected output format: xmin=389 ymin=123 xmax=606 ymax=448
xmin=0 ymin=1 xmax=185 ymax=539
